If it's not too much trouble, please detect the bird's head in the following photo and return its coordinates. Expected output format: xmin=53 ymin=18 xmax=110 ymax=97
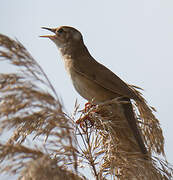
xmin=40 ymin=26 xmax=83 ymax=49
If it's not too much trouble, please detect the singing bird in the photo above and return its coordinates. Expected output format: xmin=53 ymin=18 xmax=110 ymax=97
xmin=41 ymin=26 xmax=147 ymax=154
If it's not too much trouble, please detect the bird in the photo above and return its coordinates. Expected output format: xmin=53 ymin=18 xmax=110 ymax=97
xmin=40 ymin=26 xmax=147 ymax=155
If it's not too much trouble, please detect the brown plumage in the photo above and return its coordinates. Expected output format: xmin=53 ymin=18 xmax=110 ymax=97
xmin=41 ymin=26 xmax=147 ymax=154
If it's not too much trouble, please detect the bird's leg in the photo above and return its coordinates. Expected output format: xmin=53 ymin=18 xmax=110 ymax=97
xmin=76 ymin=102 xmax=96 ymax=131
xmin=84 ymin=102 xmax=93 ymax=112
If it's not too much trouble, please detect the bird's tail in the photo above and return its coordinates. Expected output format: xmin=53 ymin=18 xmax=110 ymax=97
xmin=121 ymin=98 xmax=147 ymax=155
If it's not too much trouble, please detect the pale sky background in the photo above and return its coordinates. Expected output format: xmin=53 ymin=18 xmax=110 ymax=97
xmin=1 ymin=0 xmax=173 ymax=179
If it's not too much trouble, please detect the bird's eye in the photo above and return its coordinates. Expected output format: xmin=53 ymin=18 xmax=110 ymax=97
xmin=57 ymin=28 xmax=64 ymax=34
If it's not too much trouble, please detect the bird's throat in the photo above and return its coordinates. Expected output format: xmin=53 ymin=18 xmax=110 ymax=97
xmin=60 ymin=41 xmax=91 ymax=60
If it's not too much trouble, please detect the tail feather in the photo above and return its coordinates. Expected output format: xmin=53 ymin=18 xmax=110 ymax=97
xmin=121 ymin=98 xmax=147 ymax=154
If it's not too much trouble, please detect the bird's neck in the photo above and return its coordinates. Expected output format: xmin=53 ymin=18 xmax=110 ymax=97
xmin=59 ymin=41 xmax=91 ymax=60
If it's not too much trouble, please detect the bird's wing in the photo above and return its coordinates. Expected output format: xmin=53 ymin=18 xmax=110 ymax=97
xmin=73 ymin=57 xmax=139 ymax=100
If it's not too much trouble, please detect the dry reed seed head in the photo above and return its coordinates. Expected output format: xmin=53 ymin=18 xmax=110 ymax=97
xmin=0 ymin=143 xmax=44 ymax=174
xmin=0 ymin=34 xmax=78 ymax=177
xmin=132 ymin=87 xmax=165 ymax=155
xmin=76 ymin=94 xmax=172 ymax=179
xmin=19 ymin=155 xmax=85 ymax=180
xmin=0 ymin=34 xmax=72 ymax=140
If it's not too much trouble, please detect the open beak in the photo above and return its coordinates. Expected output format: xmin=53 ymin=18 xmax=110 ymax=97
xmin=40 ymin=27 xmax=56 ymax=38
